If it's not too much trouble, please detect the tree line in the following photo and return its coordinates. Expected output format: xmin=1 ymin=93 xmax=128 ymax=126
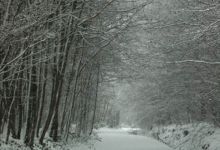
xmin=0 ymin=0 xmax=148 ymax=147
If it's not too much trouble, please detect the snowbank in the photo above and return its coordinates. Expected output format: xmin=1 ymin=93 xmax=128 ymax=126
xmin=150 ymin=123 xmax=220 ymax=150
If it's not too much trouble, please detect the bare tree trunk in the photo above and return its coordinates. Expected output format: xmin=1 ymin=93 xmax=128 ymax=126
xmin=6 ymin=74 xmax=18 ymax=143
xmin=64 ymin=50 xmax=83 ymax=141
xmin=24 ymin=49 xmax=38 ymax=147
xmin=39 ymin=59 xmax=58 ymax=145
xmin=36 ymin=62 xmax=47 ymax=137
xmin=17 ymin=64 xmax=24 ymax=139
xmin=3 ymin=0 xmax=12 ymax=26
xmin=90 ymin=63 xmax=100 ymax=135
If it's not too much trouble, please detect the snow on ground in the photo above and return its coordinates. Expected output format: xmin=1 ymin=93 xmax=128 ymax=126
xmin=0 ymin=135 xmax=97 ymax=150
xmin=0 ymin=140 xmax=91 ymax=150
xmin=150 ymin=123 xmax=220 ymax=150
xmin=94 ymin=128 xmax=173 ymax=150
xmin=0 ymin=127 xmax=173 ymax=150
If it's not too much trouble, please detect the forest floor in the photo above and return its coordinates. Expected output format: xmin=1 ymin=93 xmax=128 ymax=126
xmin=0 ymin=134 xmax=97 ymax=150
xmin=150 ymin=123 xmax=220 ymax=150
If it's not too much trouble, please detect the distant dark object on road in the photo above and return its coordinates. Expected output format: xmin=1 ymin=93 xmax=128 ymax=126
xmin=128 ymin=128 xmax=141 ymax=135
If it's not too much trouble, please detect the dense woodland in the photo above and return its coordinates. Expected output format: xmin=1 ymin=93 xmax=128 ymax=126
xmin=0 ymin=0 xmax=148 ymax=147
xmin=1 ymin=0 xmax=220 ymax=148
xmin=119 ymin=0 xmax=220 ymax=129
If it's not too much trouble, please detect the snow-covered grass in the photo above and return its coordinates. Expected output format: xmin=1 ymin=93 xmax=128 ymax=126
xmin=149 ymin=123 xmax=220 ymax=150
xmin=0 ymin=133 xmax=99 ymax=150
xmin=0 ymin=137 xmax=97 ymax=150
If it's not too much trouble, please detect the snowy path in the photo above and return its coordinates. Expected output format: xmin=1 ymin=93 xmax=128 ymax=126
xmin=93 ymin=128 xmax=173 ymax=150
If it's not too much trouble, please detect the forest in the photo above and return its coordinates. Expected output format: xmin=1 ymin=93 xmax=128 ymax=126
xmin=1 ymin=0 xmax=220 ymax=150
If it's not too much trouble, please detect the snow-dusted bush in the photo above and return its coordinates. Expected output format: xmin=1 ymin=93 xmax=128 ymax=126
xmin=150 ymin=123 xmax=220 ymax=150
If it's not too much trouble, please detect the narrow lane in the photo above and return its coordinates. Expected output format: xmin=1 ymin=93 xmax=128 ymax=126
xmin=93 ymin=128 xmax=173 ymax=150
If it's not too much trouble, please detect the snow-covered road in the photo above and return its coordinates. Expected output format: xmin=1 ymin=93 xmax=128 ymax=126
xmin=93 ymin=128 xmax=173 ymax=150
